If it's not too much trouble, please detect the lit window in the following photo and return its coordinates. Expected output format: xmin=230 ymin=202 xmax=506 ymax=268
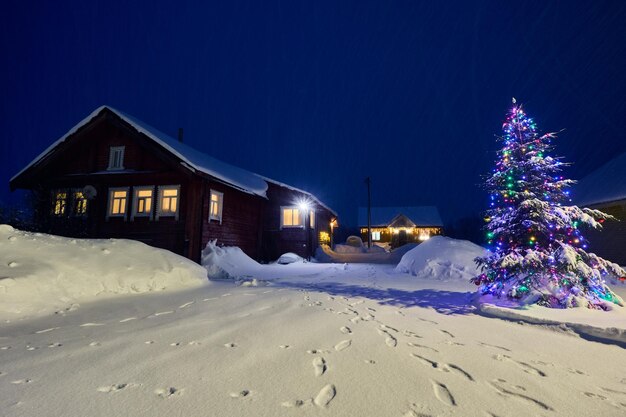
xmin=107 ymin=146 xmax=125 ymax=170
xmin=372 ymin=231 xmax=381 ymax=241
xmin=309 ymin=210 xmax=315 ymax=228
xmin=52 ymin=191 xmax=67 ymax=216
xmin=209 ymin=190 xmax=224 ymax=223
xmin=281 ymin=207 xmax=302 ymax=228
xmin=132 ymin=187 xmax=154 ymax=220
xmin=157 ymin=186 xmax=180 ymax=220
xmin=72 ymin=191 xmax=88 ymax=216
xmin=108 ymin=188 xmax=129 ymax=218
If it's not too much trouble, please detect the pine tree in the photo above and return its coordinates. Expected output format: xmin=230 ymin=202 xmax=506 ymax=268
xmin=473 ymin=102 xmax=625 ymax=309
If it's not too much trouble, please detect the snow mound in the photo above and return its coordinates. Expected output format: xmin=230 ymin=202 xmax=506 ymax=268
xmin=276 ymin=252 xmax=304 ymax=265
xmin=201 ymin=240 xmax=261 ymax=280
xmin=0 ymin=225 xmax=208 ymax=319
xmin=395 ymin=236 xmax=489 ymax=280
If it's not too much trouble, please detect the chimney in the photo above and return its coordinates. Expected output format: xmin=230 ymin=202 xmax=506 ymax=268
xmin=178 ymin=127 xmax=184 ymax=143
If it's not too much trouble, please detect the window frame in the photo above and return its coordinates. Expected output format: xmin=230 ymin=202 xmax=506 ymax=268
xmin=208 ymin=189 xmax=224 ymax=224
xmin=51 ymin=189 xmax=68 ymax=216
xmin=107 ymin=146 xmax=126 ymax=171
xmin=71 ymin=189 xmax=88 ymax=217
xmin=131 ymin=186 xmax=154 ymax=221
xmin=156 ymin=185 xmax=181 ymax=220
xmin=107 ymin=187 xmax=130 ymax=220
xmin=280 ymin=206 xmax=304 ymax=229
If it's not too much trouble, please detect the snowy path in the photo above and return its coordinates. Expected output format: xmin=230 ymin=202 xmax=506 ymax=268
xmin=1 ymin=267 xmax=626 ymax=417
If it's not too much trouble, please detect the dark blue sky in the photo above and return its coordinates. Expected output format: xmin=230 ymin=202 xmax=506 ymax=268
xmin=2 ymin=1 xmax=626 ymax=228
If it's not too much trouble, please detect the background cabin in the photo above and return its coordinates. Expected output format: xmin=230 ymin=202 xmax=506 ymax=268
xmin=10 ymin=106 xmax=337 ymax=263
xmin=358 ymin=206 xmax=443 ymax=248
xmin=575 ymin=152 xmax=626 ymax=266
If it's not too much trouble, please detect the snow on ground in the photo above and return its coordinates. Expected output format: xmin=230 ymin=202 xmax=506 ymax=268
xmin=0 ymin=225 xmax=207 ymax=319
xmin=2 ymin=232 xmax=626 ymax=417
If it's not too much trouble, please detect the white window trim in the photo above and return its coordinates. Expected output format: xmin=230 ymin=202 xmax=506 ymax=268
xmin=156 ymin=185 xmax=181 ymax=221
xmin=209 ymin=189 xmax=224 ymax=224
xmin=280 ymin=206 xmax=305 ymax=229
xmin=107 ymin=146 xmax=125 ymax=171
xmin=131 ymin=186 xmax=154 ymax=221
xmin=107 ymin=187 xmax=130 ymax=220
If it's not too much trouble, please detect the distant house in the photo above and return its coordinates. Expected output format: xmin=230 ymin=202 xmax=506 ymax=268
xmin=575 ymin=152 xmax=626 ymax=265
xmin=358 ymin=206 xmax=443 ymax=247
xmin=10 ymin=106 xmax=337 ymax=263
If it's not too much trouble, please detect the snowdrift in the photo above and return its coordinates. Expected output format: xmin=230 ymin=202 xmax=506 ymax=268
xmin=395 ymin=236 xmax=489 ymax=280
xmin=0 ymin=225 xmax=208 ymax=319
xmin=201 ymin=240 xmax=262 ymax=280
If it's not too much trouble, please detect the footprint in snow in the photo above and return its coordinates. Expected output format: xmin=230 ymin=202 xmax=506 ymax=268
xmin=431 ymin=380 xmax=456 ymax=406
xmin=170 ymin=342 xmax=181 ymax=347
xmin=230 ymin=390 xmax=250 ymax=398
xmin=438 ymin=329 xmax=455 ymax=338
xmin=151 ymin=311 xmax=174 ymax=317
xmin=339 ymin=326 xmax=352 ymax=334
xmin=410 ymin=354 xmax=474 ymax=381
xmin=155 ymin=387 xmax=181 ymax=399
xmin=7 ymin=261 xmax=19 ymax=268
xmin=334 ymin=340 xmax=351 ymax=351
xmin=478 ymin=342 xmax=511 ymax=352
xmin=407 ymin=342 xmax=438 ymax=353
xmin=11 ymin=379 xmax=32 ymax=384
xmin=47 ymin=343 xmax=62 ymax=348
xmin=178 ymin=301 xmax=194 ymax=309
xmin=97 ymin=383 xmax=139 ymax=393
xmin=281 ymin=399 xmax=313 ymax=408
xmin=488 ymin=380 xmax=553 ymax=411
xmin=493 ymin=354 xmax=547 ymax=377
xmin=224 ymin=343 xmax=238 ymax=348
xmin=313 ymin=357 xmax=327 ymax=376
xmin=1 ymin=346 xmax=11 ymax=350
xmin=377 ymin=329 xmax=397 ymax=347
xmin=307 ymin=349 xmax=329 ymax=354
xmin=144 ymin=341 xmax=155 ymax=345
xmin=279 ymin=345 xmax=291 ymax=349
xmin=119 ymin=317 xmax=137 ymax=323
xmin=35 ymin=327 xmax=59 ymax=334
xmin=80 ymin=323 xmax=105 ymax=327
xmin=89 ymin=342 xmax=101 ymax=347
xmin=314 ymin=384 xmax=336 ymax=408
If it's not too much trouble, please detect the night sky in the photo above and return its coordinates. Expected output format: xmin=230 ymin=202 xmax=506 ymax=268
xmin=2 ymin=1 xmax=626 ymax=231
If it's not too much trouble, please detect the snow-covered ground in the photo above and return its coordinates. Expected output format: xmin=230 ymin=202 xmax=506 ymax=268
xmin=2 ymin=230 xmax=626 ymax=416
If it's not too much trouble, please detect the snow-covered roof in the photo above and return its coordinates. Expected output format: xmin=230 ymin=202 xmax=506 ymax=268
xmin=357 ymin=206 xmax=443 ymax=227
xmin=11 ymin=106 xmax=336 ymax=214
xmin=11 ymin=105 xmax=268 ymax=196
xmin=259 ymin=175 xmax=338 ymax=216
xmin=574 ymin=152 xmax=626 ymax=206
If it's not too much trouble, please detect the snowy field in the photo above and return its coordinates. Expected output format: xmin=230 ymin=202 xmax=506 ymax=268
xmin=1 ymin=230 xmax=626 ymax=417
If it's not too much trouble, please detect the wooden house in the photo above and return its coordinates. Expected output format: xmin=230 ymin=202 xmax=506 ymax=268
xmin=358 ymin=206 xmax=443 ymax=248
xmin=10 ymin=106 xmax=337 ymax=263
xmin=575 ymin=152 xmax=626 ymax=266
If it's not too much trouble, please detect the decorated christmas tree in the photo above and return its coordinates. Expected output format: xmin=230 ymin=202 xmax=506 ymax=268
xmin=473 ymin=101 xmax=625 ymax=309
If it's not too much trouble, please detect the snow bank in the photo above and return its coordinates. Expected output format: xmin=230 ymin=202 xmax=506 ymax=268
xmin=201 ymin=240 xmax=261 ymax=280
xmin=0 ymin=225 xmax=208 ymax=319
xmin=276 ymin=252 xmax=305 ymax=264
xmin=477 ymin=300 xmax=626 ymax=345
xmin=394 ymin=236 xmax=489 ymax=280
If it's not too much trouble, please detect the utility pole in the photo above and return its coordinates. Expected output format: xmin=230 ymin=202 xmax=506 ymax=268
xmin=365 ymin=177 xmax=372 ymax=248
